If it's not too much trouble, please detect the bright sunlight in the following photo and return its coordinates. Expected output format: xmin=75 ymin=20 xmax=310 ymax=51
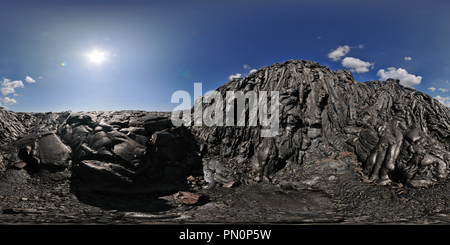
xmin=88 ymin=50 xmax=106 ymax=64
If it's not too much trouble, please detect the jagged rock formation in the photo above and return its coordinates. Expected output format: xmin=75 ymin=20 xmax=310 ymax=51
xmin=193 ymin=59 xmax=450 ymax=189
xmin=0 ymin=109 xmax=200 ymax=193
xmin=1 ymin=59 xmax=450 ymax=193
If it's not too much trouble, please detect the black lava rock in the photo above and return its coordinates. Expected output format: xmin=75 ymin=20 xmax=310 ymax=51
xmin=1 ymin=59 xmax=450 ymax=193
xmin=192 ymin=59 xmax=450 ymax=189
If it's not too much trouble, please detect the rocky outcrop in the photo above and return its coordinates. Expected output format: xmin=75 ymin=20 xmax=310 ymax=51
xmin=0 ymin=110 xmax=200 ymax=193
xmin=0 ymin=110 xmax=69 ymax=174
xmin=193 ymin=59 xmax=450 ymax=189
xmin=1 ymin=59 xmax=450 ymax=193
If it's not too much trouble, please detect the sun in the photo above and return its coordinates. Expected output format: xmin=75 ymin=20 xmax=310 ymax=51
xmin=88 ymin=50 xmax=106 ymax=64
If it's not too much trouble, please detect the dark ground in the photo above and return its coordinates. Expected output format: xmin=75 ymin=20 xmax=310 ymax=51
xmin=2 ymin=165 xmax=450 ymax=224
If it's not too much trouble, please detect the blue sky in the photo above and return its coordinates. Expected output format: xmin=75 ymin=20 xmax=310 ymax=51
xmin=1 ymin=0 xmax=450 ymax=112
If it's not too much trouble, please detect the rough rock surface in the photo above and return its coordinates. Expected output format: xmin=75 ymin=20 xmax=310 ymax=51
xmin=0 ymin=109 xmax=200 ymax=193
xmin=193 ymin=59 xmax=450 ymax=189
xmin=2 ymin=59 xmax=450 ymax=223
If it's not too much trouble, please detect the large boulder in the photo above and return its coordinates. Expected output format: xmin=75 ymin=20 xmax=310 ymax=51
xmin=37 ymin=133 xmax=72 ymax=168
xmin=3 ymin=112 xmax=73 ymax=179
xmin=191 ymin=59 xmax=450 ymax=189
xmin=0 ymin=110 xmax=200 ymax=193
xmin=62 ymin=111 xmax=200 ymax=193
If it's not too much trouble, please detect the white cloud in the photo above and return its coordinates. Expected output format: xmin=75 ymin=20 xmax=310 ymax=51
xmin=243 ymin=64 xmax=258 ymax=74
xmin=341 ymin=57 xmax=374 ymax=74
xmin=428 ymin=87 xmax=437 ymax=92
xmin=1 ymin=79 xmax=24 ymax=95
xmin=228 ymin=73 xmax=242 ymax=80
xmin=404 ymin=56 xmax=412 ymax=61
xmin=438 ymin=88 xmax=449 ymax=93
xmin=25 ymin=76 xmax=36 ymax=83
xmin=0 ymin=77 xmax=32 ymax=106
xmin=376 ymin=67 xmax=422 ymax=87
xmin=1 ymin=87 xmax=15 ymax=96
xmin=358 ymin=44 xmax=365 ymax=49
xmin=328 ymin=45 xmax=350 ymax=61
xmin=435 ymin=95 xmax=450 ymax=107
xmin=2 ymin=79 xmax=24 ymax=89
xmin=2 ymin=97 xmax=17 ymax=105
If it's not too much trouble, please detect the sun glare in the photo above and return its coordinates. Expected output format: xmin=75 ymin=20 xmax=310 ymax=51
xmin=88 ymin=50 xmax=106 ymax=64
